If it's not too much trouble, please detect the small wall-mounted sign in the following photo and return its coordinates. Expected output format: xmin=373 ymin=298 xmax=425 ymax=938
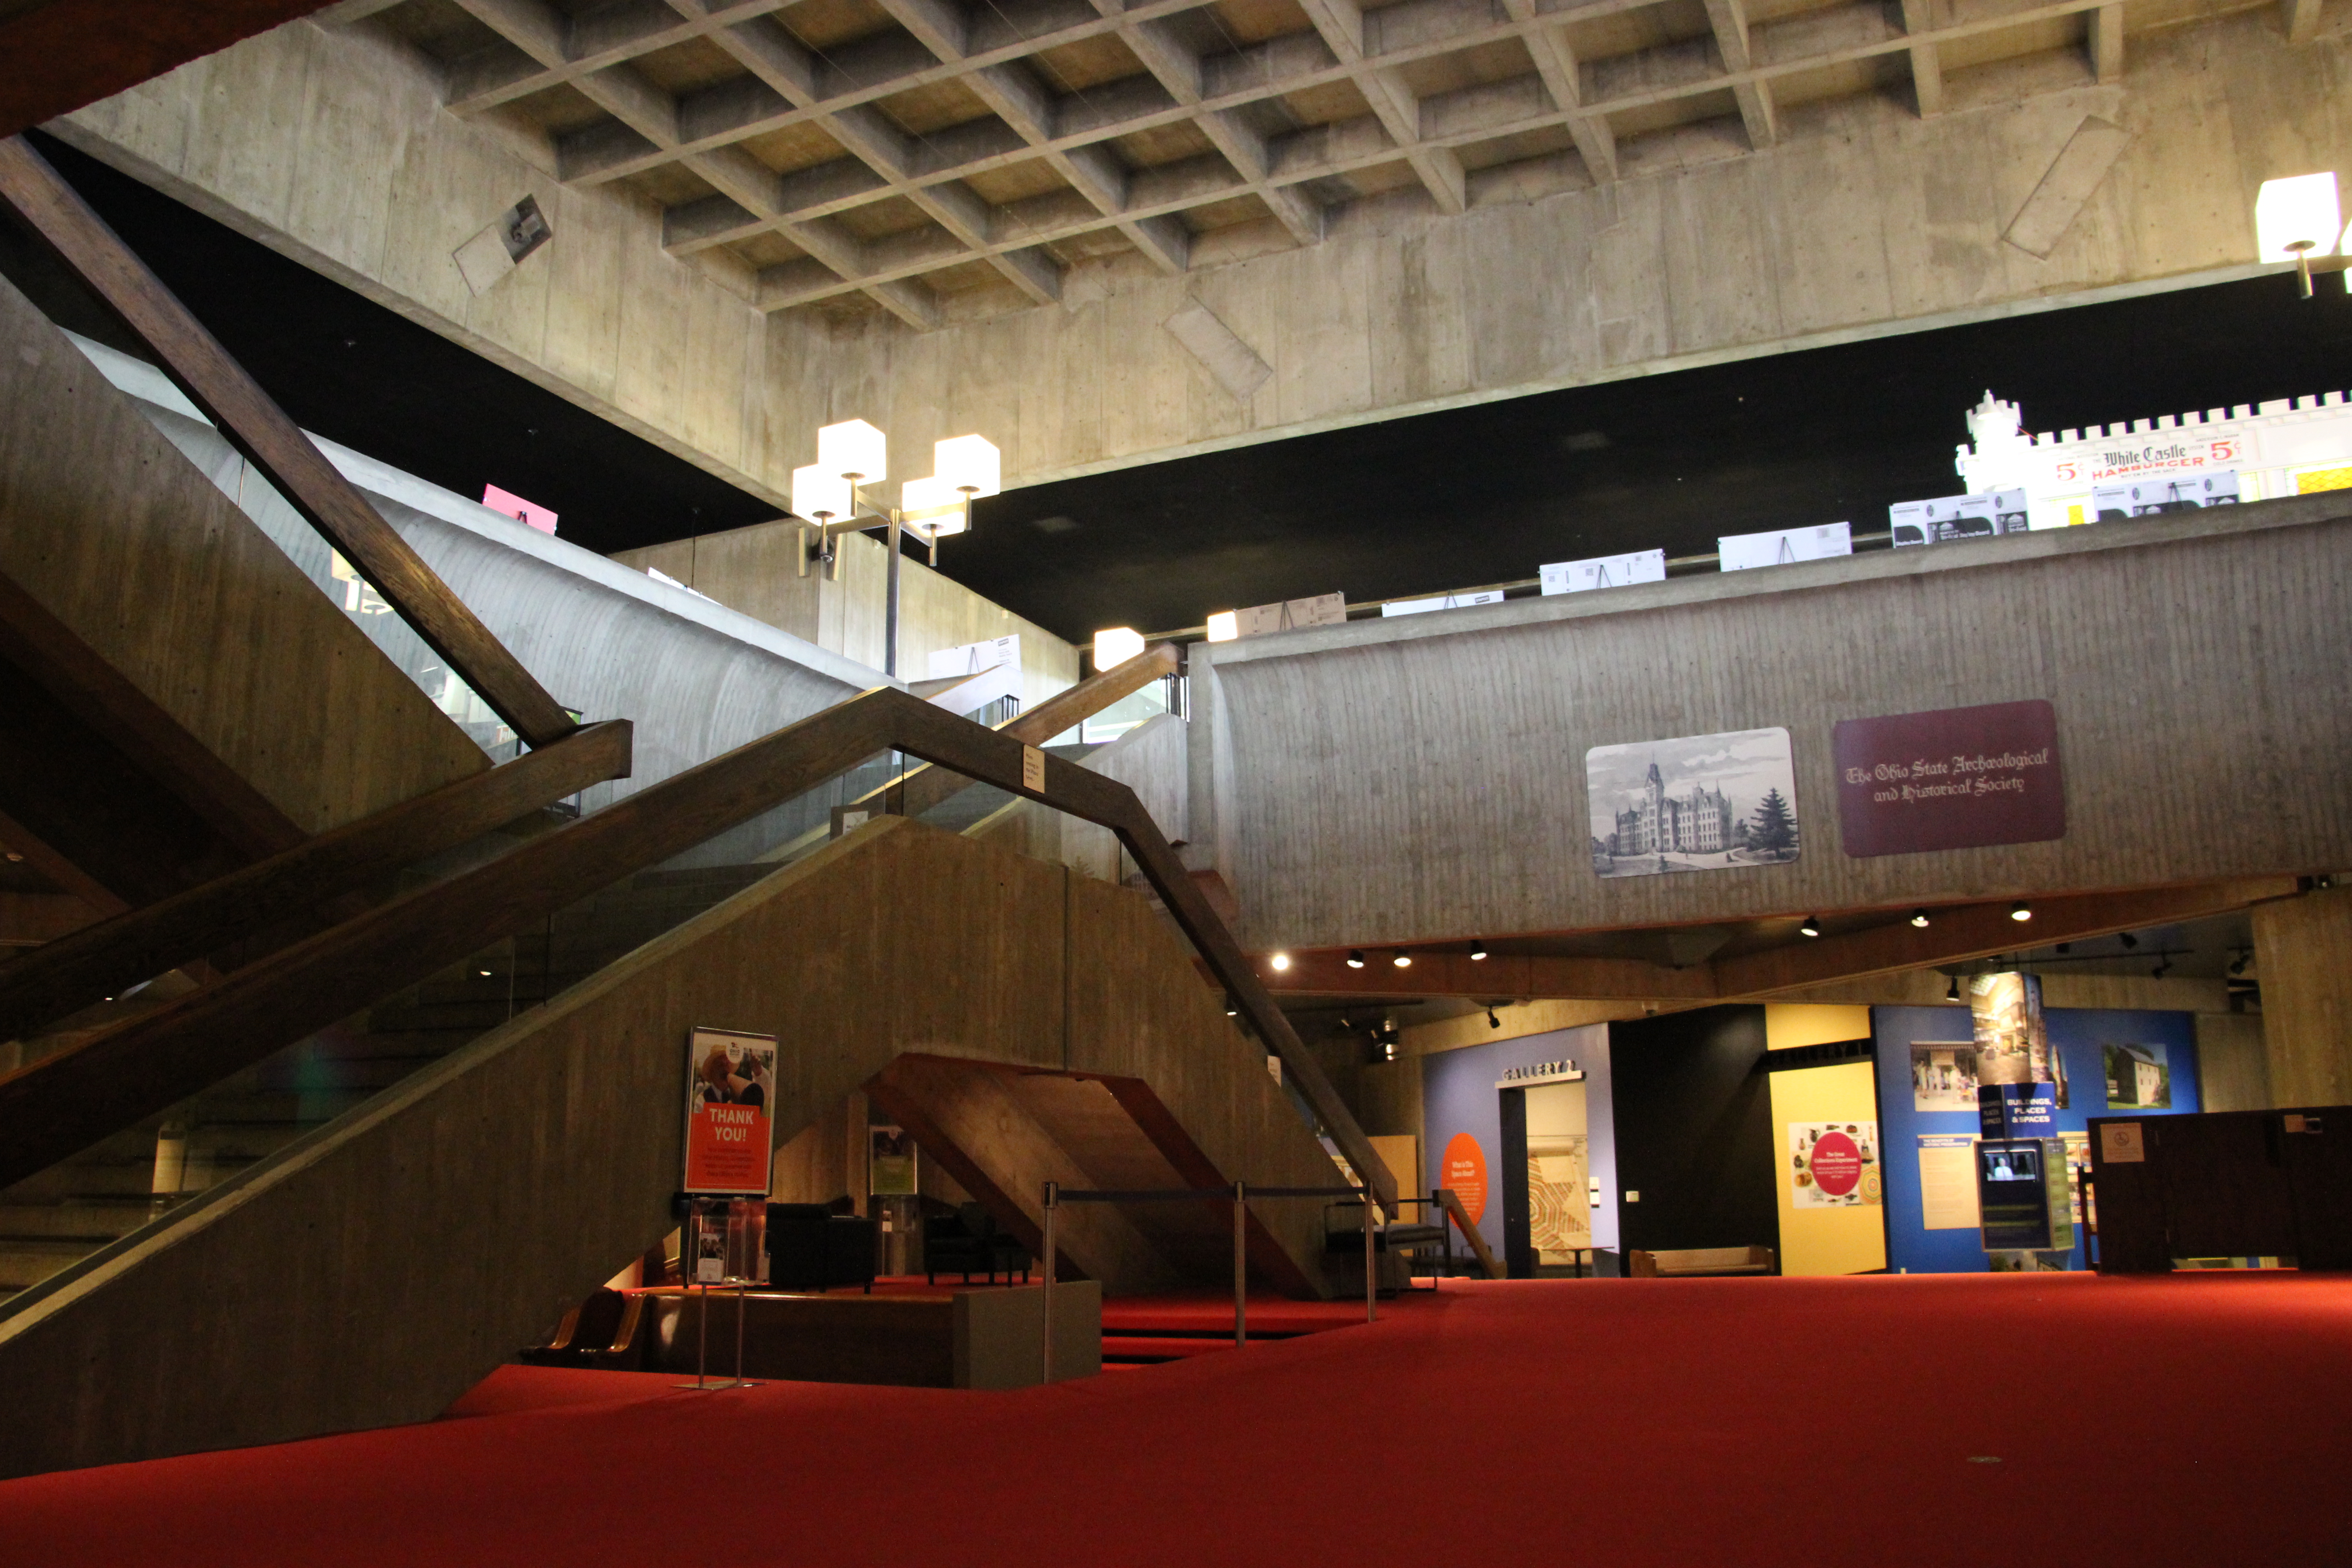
xmin=454 ymin=193 xmax=553 ymax=295
xmin=1496 ymin=1060 xmax=1583 ymax=1088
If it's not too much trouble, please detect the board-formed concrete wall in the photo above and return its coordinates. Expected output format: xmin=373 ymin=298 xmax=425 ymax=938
xmin=53 ymin=11 xmax=2352 ymax=494
xmin=615 ymin=521 xmax=1082 ymax=714
xmin=0 ymin=273 xmax=485 ymax=836
xmin=1192 ymin=495 xmax=2352 ymax=951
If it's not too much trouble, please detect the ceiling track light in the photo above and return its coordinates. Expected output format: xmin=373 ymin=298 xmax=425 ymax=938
xmin=2152 ymin=959 xmax=2172 ymax=979
xmin=1799 ymin=915 xmax=1821 ymax=938
xmin=1269 ymin=951 xmax=1291 ymax=972
xmin=1223 ymin=994 xmax=1239 ymax=1017
xmin=2009 ymin=902 xmax=2033 ymax=922
xmin=2118 ymin=931 xmax=2139 ymax=950
xmin=1946 ymin=975 xmax=1963 ymax=1002
xmin=1345 ymin=950 xmax=1366 ymax=969
xmin=1486 ymin=1007 xmax=1502 ymax=1029
xmin=1470 ymin=941 xmax=1490 ymax=960
xmin=1910 ymin=909 xmax=1931 ymax=928
xmin=1392 ymin=950 xmax=1412 ymax=969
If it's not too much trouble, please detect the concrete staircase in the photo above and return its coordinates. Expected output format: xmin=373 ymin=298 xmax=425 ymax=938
xmin=0 ymin=860 xmax=784 ymax=1303
xmin=0 ymin=818 xmax=1355 ymax=1478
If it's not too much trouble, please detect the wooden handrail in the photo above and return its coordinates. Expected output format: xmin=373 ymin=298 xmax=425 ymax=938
xmin=0 ymin=134 xmax=578 ymax=750
xmin=1434 ymin=1187 xmax=1506 ymax=1279
xmin=859 ymin=641 xmax=1180 ymax=823
xmin=0 ymin=721 xmax=631 ymax=1044
xmin=0 ymin=688 xmax=1393 ymax=1215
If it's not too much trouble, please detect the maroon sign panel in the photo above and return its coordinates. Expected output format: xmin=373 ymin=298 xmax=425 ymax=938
xmin=1832 ymin=700 xmax=2064 ymax=858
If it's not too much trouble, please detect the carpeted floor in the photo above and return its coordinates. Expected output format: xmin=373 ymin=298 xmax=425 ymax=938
xmin=4 ymin=1272 xmax=2347 ymax=1565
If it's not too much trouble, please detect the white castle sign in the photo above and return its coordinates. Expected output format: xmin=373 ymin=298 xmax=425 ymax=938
xmin=1953 ymin=387 xmax=2352 ymax=530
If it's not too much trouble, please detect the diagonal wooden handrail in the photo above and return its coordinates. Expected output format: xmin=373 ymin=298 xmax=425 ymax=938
xmin=0 ymin=687 xmax=1392 ymax=1214
xmin=859 ymin=641 xmax=1180 ymax=822
xmin=0 ymin=133 xmax=578 ymax=749
xmin=0 ymin=721 xmax=631 ymax=1045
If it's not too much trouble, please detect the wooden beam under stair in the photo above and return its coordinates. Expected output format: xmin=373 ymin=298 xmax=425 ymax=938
xmin=0 ymin=134 xmax=578 ymax=750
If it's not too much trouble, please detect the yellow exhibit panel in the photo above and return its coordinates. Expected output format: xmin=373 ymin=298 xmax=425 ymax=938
xmin=1771 ymin=1058 xmax=1888 ymax=1276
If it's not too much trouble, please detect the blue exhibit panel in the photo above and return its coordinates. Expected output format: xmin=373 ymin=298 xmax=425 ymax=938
xmin=1872 ymin=1005 xmax=2200 ymax=1273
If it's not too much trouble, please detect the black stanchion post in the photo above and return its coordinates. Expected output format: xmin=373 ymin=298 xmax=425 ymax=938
xmin=1233 ymin=1179 xmax=1247 ymax=1348
xmin=1364 ymin=1186 xmax=1376 ymax=1323
xmin=1041 ymin=1179 xmax=1057 ymax=1385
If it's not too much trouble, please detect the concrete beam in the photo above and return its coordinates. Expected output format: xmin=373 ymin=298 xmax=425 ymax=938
xmin=1199 ymin=499 xmax=2352 ymax=953
xmin=2089 ymin=3 xmax=2127 ymax=81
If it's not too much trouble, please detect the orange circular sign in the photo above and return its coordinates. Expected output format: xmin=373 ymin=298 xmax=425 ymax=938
xmin=1442 ymin=1133 xmax=1489 ymax=1225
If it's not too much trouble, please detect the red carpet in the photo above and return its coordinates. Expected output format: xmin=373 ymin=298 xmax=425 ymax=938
xmin=4 ymin=1273 xmax=2348 ymax=1565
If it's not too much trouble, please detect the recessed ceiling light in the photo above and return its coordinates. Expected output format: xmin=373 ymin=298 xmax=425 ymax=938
xmin=1392 ymin=950 xmax=1412 ymax=969
xmin=1269 ymin=952 xmax=1291 ymax=971
xmin=1345 ymin=950 xmax=1365 ymax=969
xmin=1910 ymin=909 xmax=1930 ymax=928
xmin=2010 ymin=902 xmax=2032 ymax=922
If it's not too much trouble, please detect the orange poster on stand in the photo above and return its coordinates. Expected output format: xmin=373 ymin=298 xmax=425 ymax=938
xmin=683 ymin=1028 xmax=777 ymax=1195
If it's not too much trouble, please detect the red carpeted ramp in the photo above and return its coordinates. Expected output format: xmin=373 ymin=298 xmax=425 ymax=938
xmin=2 ymin=1272 xmax=2346 ymax=1566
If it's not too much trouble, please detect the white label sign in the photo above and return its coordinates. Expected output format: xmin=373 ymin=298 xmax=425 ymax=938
xmin=1380 ymin=590 xmax=1505 ymax=617
xmin=1022 ymin=745 xmax=1045 ymax=793
xmin=1718 ymin=523 xmax=1851 ymax=571
xmin=927 ymin=634 xmax=1020 ymax=679
xmin=1235 ymin=592 xmax=1347 ymax=637
xmin=1540 ymin=550 xmax=1666 ymax=594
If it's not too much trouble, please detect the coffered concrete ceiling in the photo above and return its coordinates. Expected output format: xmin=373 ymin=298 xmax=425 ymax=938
xmin=321 ymin=0 xmax=2303 ymax=329
xmin=48 ymin=0 xmax=2352 ymax=503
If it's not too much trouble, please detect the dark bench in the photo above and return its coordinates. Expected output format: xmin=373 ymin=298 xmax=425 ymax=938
xmin=924 ymin=1202 xmax=1029 ymax=1285
xmin=766 ymin=1203 xmax=878 ymax=1293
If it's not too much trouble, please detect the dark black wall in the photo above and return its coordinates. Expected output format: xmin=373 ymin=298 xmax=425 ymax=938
xmin=1611 ymin=1005 xmax=1778 ymax=1262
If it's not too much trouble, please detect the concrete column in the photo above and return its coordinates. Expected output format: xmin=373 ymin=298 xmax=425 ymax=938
xmin=2251 ymin=887 xmax=2352 ymax=1106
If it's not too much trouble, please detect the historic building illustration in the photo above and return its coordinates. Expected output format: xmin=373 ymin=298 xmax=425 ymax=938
xmin=1609 ymin=762 xmax=1734 ymax=856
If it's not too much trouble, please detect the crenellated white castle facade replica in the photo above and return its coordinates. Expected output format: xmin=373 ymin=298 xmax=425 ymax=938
xmin=1953 ymin=387 xmax=2352 ymax=530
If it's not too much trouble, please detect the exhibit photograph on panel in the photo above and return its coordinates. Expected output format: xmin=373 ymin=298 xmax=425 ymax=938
xmin=1586 ymin=726 xmax=1801 ymax=877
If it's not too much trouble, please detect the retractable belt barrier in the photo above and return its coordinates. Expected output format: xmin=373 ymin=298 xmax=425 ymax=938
xmin=1039 ymin=1181 xmax=1405 ymax=1384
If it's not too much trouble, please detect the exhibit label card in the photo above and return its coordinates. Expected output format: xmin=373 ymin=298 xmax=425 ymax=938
xmin=1540 ymin=550 xmax=1666 ymax=594
xmin=1716 ymin=522 xmax=1850 ymax=570
xmin=1831 ymin=699 xmax=2063 ymax=857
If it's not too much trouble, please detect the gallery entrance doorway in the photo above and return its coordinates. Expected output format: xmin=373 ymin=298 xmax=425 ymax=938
xmin=1499 ymin=1066 xmax=1594 ymax=1278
